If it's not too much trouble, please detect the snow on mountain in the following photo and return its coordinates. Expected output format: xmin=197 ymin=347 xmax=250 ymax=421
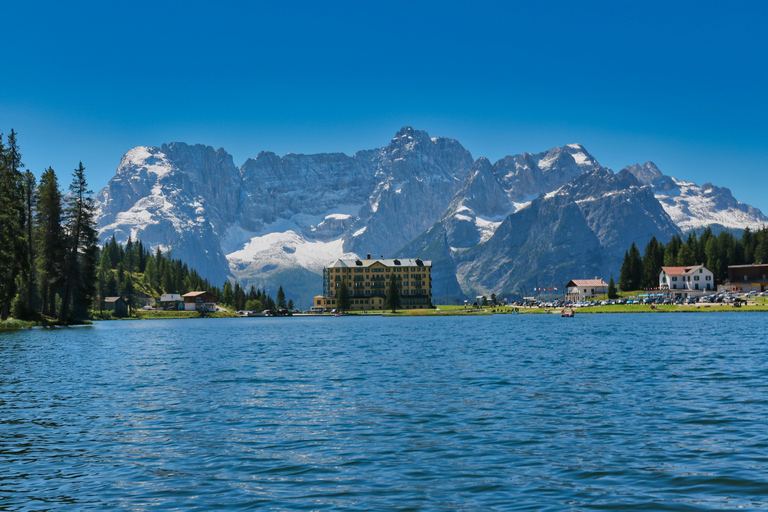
xmin=94 ymin=131 xmax=766 ymax=306
xmin=625 ymin=162 xmax=768 ymax=231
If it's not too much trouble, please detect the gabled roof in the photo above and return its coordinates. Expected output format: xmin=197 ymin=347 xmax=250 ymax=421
xmin=182 ymin=291 xmax=216 ymax=299
xmin=567 ymin=279 xmax=608 ymax=287
xmin=661 ymin=265 xmax=706 ymax=276
xmin=104 ymin=296 xmax=123 ymax=303
xmin=329 ymin=258 xmax=432 ymax=268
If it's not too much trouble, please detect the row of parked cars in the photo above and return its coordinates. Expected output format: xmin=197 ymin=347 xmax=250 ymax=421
xmin=507 ymin=291 xmax=766 ymax=309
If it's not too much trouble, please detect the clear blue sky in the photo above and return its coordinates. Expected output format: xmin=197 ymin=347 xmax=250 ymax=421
xmin=3 ymin=1 xmax=767 ymax=214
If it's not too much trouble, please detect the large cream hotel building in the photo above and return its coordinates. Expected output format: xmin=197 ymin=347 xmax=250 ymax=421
xmin=314 ymin=256 xmax=432 ymax=311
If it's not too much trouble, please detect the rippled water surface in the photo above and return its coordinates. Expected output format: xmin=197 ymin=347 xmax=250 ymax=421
xmin=2 ymin=314 xmax=768 ymax=510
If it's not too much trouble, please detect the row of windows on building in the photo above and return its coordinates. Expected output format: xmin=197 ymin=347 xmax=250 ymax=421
xmin=663 ymin=275 xmax=712 ymax=283
xmin=339 ymin=281 xmax=424 ymax=287
xmin=334 ymin=287 xmax=428 ymax=295
xmin=335 ymin=273 xmax=427 ymax=280
xmin=319 ymin=297 xmax=429 ymax=306
xmin=332 ymin=267 xmax=426 ymax=274
xmin=671 ymin=283 xmax=711 ymax=290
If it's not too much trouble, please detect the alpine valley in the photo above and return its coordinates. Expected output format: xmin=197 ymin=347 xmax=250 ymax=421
xmin=95 ymin=127 xmax=768 ymax=305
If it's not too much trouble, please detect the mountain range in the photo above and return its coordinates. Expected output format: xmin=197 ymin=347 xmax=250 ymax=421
xmin=95 ymin=127 xmax=768 ymax=305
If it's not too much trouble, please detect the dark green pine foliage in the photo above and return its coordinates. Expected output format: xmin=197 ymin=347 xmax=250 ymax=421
xmin=621 ymin=226 xmax=768 ymax=288
xmin=385 ymin=273 xmax=401 ymax=313
xmin=18 ymin=170 xmax=38 ymax=317
xmin=664 ymin=234 xmax=683 ymax=266
xmin=0 ymin=131 xmax=27 ymax=320
xmin=59 ymin=162 xmax=99 ymax=323
xmin=336 ymin=279 xmax=350 ymax=312
xmin=642 ymin=237 xmax=665 ymax=289
xmin=276 ymin=286 xmax=286 ymax=309
xmin=618 ymin=242 xmax=643 ymax=291
xmin=222 ymin=281 xmax=234 ymax=306
xmin=35 ymin=167 xmax=66 ymax=317
xmin=607 ymin=275 xmax=619 ymax=299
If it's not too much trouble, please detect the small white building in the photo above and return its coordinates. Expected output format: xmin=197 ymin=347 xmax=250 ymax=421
xmin=565 ymin=279 xmax=608 ymax=301
xmin=659 ymin=265 xmax=714 ymax=297
xmin=160 ymin=293 xmax=182 ymax=302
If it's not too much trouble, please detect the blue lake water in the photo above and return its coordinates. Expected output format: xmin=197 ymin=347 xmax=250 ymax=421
xmin=1 ymin=313 xmax=768 ymax=511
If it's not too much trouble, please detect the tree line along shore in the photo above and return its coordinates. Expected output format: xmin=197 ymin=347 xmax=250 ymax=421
xmin=2 ymin=129 xmax=765 ymax=330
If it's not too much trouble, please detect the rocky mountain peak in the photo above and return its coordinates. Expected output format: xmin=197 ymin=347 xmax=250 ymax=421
xmin=625 ymin=161 xmax=663 ymax=186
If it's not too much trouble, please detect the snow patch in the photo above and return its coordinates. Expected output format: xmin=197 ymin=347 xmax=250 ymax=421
xmin=227 ymin=231 xmax=358 ymax=274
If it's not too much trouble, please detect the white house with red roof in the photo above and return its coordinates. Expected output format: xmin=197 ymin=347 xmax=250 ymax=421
xmin=659 ymin=265 xmax=714 ymax=297
xmin=565 ymin=279 xmax=609 ymax=301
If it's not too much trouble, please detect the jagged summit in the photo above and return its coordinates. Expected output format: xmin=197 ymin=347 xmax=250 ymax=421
xmin=94 ymin=129 xmax=766 ymax=305
xmin=624 ymin=161 xmax=768 ymax=231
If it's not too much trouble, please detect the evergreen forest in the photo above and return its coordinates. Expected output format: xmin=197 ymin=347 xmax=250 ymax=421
xmin=0 ymin=130 xmax=292 ymax=325
xmin=618 ymin=227 xmax=768 ymax=291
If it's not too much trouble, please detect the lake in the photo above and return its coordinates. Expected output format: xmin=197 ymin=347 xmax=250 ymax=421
xmin=1 ymin=313 xmax=767 ymax=510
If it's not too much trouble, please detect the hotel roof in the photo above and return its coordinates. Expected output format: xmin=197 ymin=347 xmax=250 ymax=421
xmin=329 ymin=258 xmax=431 ymax=268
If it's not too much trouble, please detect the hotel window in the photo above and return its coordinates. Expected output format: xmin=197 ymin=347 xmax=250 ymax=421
xmin=672 ymin=276 xmax=677 ymax=281
xmin=694 ymin=276 xmax=699 ymax=281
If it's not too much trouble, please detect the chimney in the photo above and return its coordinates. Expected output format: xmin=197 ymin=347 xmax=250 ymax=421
xmin=367 ymin=253 xmax=371 ymax=260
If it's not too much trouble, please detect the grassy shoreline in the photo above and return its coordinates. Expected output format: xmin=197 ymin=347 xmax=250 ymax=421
xmin=3 ymin=303 xmax=763 ymax=330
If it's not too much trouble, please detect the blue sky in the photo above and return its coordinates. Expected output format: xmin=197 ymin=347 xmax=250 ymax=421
xmin=3 ymin=1 xmax=767 ymax=214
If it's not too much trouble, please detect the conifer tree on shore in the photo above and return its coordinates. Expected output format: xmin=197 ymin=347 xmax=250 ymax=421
xmin=385 ymin=273 xmax=401 ymax=313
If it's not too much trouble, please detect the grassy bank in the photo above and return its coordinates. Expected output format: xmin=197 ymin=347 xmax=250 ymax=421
xmin=133 ymin=310 xmax=238 ymax=320
xmin=0 ymin=318 xmax=45 ymax=330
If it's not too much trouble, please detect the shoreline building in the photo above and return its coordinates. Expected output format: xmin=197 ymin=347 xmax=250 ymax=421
xmin=314 ymin=256 xmax=432 ymax=311
xmin=182 ymin=291 xmax=217 ymax=312
xmin=565 ymin=279 xmax=608 ymax=301
xmin=659 ymin=265 xmax=713 ymax=297
xmin=726 ymin=264 xmax=768 ymax=293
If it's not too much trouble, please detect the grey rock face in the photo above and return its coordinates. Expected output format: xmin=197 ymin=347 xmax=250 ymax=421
xmin=95 ymin=143 xmax=239 ymax=284
xmin=453 ymin=167 xmax=680 ymax=297
xmin=343 ymin=127 xmax=474 ymax=257
xmin=625 ymin=162 xmax=768 ymax=231
xmin=94 ymin=129 xmax=765 ymax=306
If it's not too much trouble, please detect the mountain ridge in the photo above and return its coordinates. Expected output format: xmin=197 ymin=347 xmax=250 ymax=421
xmin=95 ymin=128 xmax=767 ymax=305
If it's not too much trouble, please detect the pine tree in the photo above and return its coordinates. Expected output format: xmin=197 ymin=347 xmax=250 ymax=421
xmin=385 ymin=273 xmax=401 ymax=313
xmin=642 ymin=237 xmax=664 ymax=289
xmin=0 ymin=131 xmax=25 ymax=319
xmin=287 ymin=299 xmax=294 ymax=310
xmin=20 ymin=170 xmax=38 ymax=316
xmin=608 ymin=275 xmax=619 ymax=299
xmin=59 ymin=163 xmax=98 ymax=323
xmin=35 ymin=167 xmax=64 ymax=318
xmin=618 ymin=250 xmax=631 ymax=292
xmin=123 ymin=274 xmax=135 ymax=316
xmin=629 ymin=242 xmax=643 ymax=289
xmin=336 ymin=279 xmax=350 ymax=312
xmin=755 ymin=235 xmax=768 ymax=264
xmin=276 ymin=286 xmax=286 ymax=309
xmin=222 ymin=281 xmax=234 ymax=306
